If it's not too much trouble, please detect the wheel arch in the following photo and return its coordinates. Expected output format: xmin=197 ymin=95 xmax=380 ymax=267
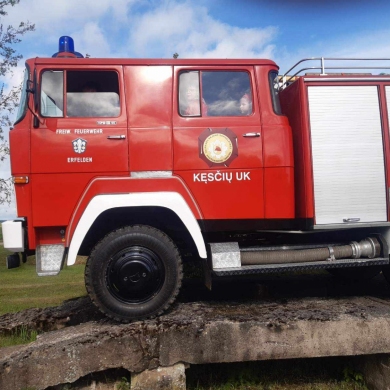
xmin=67 ymin=192 xmax=207 ymax=265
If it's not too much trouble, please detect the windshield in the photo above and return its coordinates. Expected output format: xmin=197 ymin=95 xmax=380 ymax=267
xmin=14 ymin=67 xmax=29 ymax=124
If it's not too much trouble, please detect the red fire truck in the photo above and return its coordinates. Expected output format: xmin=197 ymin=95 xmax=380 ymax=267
xmin=3 ymin=36 xmax=390 ymax=322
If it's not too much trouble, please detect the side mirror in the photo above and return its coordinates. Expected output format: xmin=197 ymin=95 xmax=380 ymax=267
xmin=33 ymin=116 xmax=39 ymax=129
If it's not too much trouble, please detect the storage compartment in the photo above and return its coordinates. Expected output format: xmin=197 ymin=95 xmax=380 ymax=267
xmin=308 ymin=85 xmax=387 ymax=225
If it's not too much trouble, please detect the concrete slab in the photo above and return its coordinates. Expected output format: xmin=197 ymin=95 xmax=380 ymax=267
xmin=1 ymin=273 xmax=390 ymax=389
xmin=131 ymin=363 xmax=186 ymax=390
xmin=2 ymin=295 xmax=390 ymax=389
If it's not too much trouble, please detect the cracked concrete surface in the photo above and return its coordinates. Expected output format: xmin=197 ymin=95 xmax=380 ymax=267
xmin=1 ymin=273 xmax=390 ymax=389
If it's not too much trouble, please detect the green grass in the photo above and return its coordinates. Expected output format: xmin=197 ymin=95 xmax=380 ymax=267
xmin=0 ymin=325 xmax=38 ymax=347
xmin=0 ymin=246 xmax=86 ymax=316
xmin=186 ymin=359 xmax=368 ymax=390
xmin=0 ymin=245 xmax=86 ymax=348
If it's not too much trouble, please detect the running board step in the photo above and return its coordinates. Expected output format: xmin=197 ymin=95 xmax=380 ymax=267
xmin=212 ymin=257 xmax=389 ymax=277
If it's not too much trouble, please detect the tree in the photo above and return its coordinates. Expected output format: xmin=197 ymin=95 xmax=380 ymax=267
xmin=0 ymin=0 xmax=34 ymax=204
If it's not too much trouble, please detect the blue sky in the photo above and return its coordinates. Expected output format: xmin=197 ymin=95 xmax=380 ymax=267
xmin=8 ymin=0 xmax=390 ymax=68
xmin=2 ymin=0 xmax=390 ymax=219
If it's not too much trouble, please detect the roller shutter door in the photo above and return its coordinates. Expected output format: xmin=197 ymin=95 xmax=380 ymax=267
xmin=308 ymin=85 xmax=386 ymax=225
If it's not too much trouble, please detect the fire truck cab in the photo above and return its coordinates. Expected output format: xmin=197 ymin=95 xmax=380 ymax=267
xmin=3 ymin=37 xmax=390 ymax=322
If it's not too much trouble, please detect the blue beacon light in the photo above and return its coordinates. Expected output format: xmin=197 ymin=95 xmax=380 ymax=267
xmin=52 ymin=36 xmax=84 ymax=58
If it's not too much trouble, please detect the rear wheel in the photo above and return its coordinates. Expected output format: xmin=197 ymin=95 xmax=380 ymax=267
xmin=85 ymin=225 xmax=183 ymax=322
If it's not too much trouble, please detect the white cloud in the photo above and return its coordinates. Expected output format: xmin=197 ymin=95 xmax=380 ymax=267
xmin=72 ymin=22 xmax=111 ymax=58
xmin=3 ymin=1 xmax=279 ymax=59
xmin=5 ymin=0 xmax=133 ymax=31
xmin=3 ymin=0 xmax=136 ymax=58
xmin=129 ymin=2 xmax=278 ymax=58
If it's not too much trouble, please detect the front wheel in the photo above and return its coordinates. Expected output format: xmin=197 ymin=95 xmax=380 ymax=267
xmin=85 ymin=225 xmax=183 ymax=322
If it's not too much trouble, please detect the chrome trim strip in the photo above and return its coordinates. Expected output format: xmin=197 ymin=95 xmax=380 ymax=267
xmin=107 ymin=135 xmax=126 ymax=139
xmin=130 ymin=171 xmax=173 ymax=178
xmin=313 ymin=222 xmax=390 ymax=230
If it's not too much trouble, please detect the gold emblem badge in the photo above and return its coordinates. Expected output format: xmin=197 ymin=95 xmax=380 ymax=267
xmin=198 ymin=128 xmax=238 ymax=167
xmin=203 ymin=133 xmax=233 ymax=164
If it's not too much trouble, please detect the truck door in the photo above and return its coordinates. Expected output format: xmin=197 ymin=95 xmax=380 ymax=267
xmin=173 ymin=67 xmax=264 ymax=225
xmin=31 ymin=67 xmax=128 ymax=174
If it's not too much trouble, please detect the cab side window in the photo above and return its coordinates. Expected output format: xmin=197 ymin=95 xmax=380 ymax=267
xmin=67 ymin=71 xmax=120 ymax=117
xmin=41 ymin=71 xmax=64 ymax=117
xmin=179 ymin=71 xmax=202 ymax=117
xmin=203 ymin=72 xmax=252 ymax=116
xmin=40 ymin=70 xmax=120 ymax=118
xmin=179 ymin=71 xmax=252 ymax=117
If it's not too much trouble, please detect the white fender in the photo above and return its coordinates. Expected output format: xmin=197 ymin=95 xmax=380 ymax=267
xmin=67 ymin=192 xmax=207 ymax=265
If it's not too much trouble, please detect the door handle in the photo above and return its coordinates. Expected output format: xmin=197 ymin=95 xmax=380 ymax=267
xmin=243 ymin=133 xmax=260 ymax=137
xmin=107 ymin=135 xmax=126 ymax=140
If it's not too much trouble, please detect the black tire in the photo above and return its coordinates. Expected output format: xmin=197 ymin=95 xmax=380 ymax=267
xmin=85 ymin=225 xmax=183 ymax=322
xmin=327 ymin=266 xmax=381 ymax=281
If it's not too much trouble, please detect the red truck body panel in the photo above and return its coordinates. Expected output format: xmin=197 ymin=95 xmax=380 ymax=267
xmin=11 ymin=56 xmax=296 ymax=251
xmin=13 ymin=55 xmax=390 ymax=253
